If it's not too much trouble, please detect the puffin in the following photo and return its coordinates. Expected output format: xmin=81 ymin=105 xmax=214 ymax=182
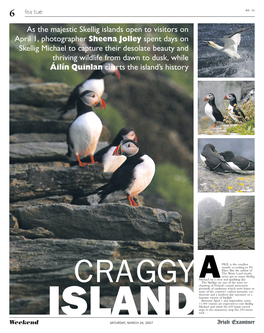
xmin=204 ymin=93 xmax=224 ymax=127
xmin=219 ymin=150 xmax=254 ymax=174
xmin=66 ymin=90 xmax=106 ymax=166
xmin=224 ymin=93 xmax=246 ymax=122
xmin=200 ymin=143 xmax=233 ymax=173
xmin=59 ymin=61 xmax=120 ymax=118
xmin=202 ymin=25 xmax=254 ymax=59
xmin=76 ymin=127 xmax=138 ymax=172
xmin=93 ymin=139 xmax=155 ymax=206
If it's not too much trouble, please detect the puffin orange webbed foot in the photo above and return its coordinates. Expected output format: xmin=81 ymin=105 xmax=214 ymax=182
xmin=77 ymin=155 xmax=88 ymax=167
xmin=129 ymin=196 xmax=138 ymax=206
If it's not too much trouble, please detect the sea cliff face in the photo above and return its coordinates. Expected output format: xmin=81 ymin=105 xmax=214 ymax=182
xmin=198 ymin=196 xmax=254 ymax=250
xmin=9 ymin=74 xmax=193 ymax=314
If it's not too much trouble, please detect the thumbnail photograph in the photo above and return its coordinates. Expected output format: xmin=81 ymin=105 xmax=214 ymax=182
xmin=198 ymin=23 xmax=255 ymax=78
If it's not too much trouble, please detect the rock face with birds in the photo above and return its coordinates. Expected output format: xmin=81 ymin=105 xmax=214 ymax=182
xmin=63 ymin=62 xmax=156 ymax=206
xmin=92 ymin=139 xmax=155 ymax=206
xmin=59 ymin=61 xmax=121 ymax=119
xmin=204 ymin=93 xmax=224 ymax=127
xmin=66 ymin=90 xmax=106 ymax=166
xmin=9 ymin=46 xmax=196 ymax=315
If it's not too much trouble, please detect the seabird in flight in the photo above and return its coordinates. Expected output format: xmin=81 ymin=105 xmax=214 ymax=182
xmin=203 ymin=25 xmax=254 ymax=59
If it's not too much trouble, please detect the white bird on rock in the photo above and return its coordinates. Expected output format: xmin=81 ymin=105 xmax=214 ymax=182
xmin=75 ymin=127 xmax=138 ymax=172
xmin=66 ymin=90 xmax=106 ymax=166
xmin=93 ymin=140 xmax=155 ymax=206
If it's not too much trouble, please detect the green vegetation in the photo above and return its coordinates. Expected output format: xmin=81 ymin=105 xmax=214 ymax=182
xmin=96 ymin=105 xmax=126 ymax=139
xmin=226 ymin=120 xmax=255 ymax=135
xmin=146 ymin=163 xmax=193 ymax=213
xmin=10 ymin=26 xmax=83 ymax=86
xmin=224 ymin=99 xmax=255 ymax=135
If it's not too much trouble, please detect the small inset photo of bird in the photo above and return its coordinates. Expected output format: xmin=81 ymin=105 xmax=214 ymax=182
xmin=198 ymin=23 xmax=255 ymax=78
xmin=198 ymin=81 xmax=255 ymax=135
xmin=198 ymin=138 xmax=255 ymax=193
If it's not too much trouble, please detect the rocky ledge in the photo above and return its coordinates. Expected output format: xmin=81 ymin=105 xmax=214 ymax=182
xmin=9 ymin=77 xmax=193 ymax=315
xmin=12 ymin=203 xmax=184 ymax=242
xmin=198 ymin=222 xmax=254 ymax=250
xmin=198 ymin=163 xmax=255 ymax=193
xmin=10 ymin=202 xmax=192 ymax=315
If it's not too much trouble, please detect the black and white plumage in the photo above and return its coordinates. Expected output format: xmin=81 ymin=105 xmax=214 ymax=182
xmin=59 ymin=61 xmax=120 ymax=119
xmin=200 ymin=143 xmax=233 ymax=173
xmin=93 ymin=140 xmax=155 ymax=206
xmin=203 ymin=25 xmax=254 ymax=59
xmin=66 ymin=90 xmax=106 ymax=166
xmin=219 ymin=150 xmax=254 ymax=174
xmin=224 ymin=93 xmax=246 ymax=122
xmin=204 ymin=93 xmax=224 ymax=127
xmin=78 ymin=127 xmax=138 ymax=172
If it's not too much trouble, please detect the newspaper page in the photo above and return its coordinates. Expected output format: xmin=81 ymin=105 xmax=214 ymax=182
xmin=5 ymin=1 xmax=261 ymax=332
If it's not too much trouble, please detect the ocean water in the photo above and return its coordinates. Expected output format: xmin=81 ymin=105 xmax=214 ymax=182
xmin=198 ymin=24 xmax=255 ymax=78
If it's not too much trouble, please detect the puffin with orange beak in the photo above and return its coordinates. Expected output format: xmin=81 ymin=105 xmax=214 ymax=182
xmin=224 ymin=93 xmax=246 ymax=122
xmin=204 ymin=93 xmax=224 ymax=128
xmin=66 ymin=90 xmax=106 ymax=166
xmin=59 ymin=61 xmax=121 ymax=119
xmin=93 ymin=139 xmax=155 ymax=206
xmin=76 ymin=127 xmax=138 ymax=172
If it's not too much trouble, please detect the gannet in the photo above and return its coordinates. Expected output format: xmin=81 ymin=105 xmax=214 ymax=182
xmin=203 ymin=25 xmax=254 ymax=59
